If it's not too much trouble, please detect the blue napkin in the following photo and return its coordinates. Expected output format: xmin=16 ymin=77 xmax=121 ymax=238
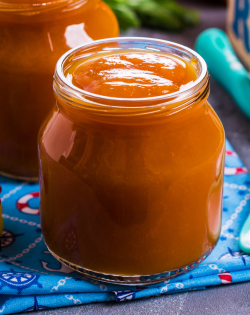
xmin=0 ymin=139 xmax=250 ymax=314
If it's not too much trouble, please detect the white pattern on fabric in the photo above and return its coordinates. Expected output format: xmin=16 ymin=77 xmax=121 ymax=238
xmin=2 ymin=214 xmax=41 ymax=228
xmin=50 ymin=278 xmax=72 ymax=292
xmin=1 ymin=260 xmax=49 ymax=275
xmin=221 ymin=185 xmax=250 ymax=240
xmin=208 ymin=264 xmax=226 ymax=273
xmin=89 ymin=279 xmax=108 ymax=291
xmin=1 ymin=183 xmax=27 ymax=202
xmin=160 ymin=284 xmax=171 ymax=293
xmin=0 ymin=237 xmax=43 ymax=263
xmin=224 ymin=182 xmax=249 ymax=190
xmin=65 ymin=295 xmax=81 ymax=304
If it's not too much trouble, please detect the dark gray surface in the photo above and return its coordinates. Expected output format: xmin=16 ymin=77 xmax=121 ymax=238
xmin=22 ymin=2 xmax=250 ymax=314
xmin=22 ymin=281 xmax=250 ymax=315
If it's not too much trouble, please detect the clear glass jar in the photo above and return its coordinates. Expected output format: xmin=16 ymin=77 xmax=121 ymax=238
xmin=38 ymin=38 xmax=225 ymax=285
xmin=0 ymin=0 xmax=119 ymax=181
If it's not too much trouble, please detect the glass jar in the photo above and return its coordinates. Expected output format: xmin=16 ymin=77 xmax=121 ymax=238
xmin=0 ymin=0 xmax=119 ymax=181
xmin=38 ymin=38 xmax=225 ymax=285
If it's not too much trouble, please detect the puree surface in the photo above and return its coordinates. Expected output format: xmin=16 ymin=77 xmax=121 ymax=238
xmin=70 ymin=52 xmax=197 ymax=98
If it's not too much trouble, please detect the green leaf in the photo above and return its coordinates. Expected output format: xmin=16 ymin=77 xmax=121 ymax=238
xmin=103 ymin=0 xmax=200 ymax=32
xmin=106 ymin=2 xmax=140 ymax=31
xmin=163 ymin=2 xmax=200 ymax=27
xmin=134 ymin=0 xmax=183 ymax=31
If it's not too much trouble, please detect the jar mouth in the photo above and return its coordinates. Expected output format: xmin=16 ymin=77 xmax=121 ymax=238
xmin=0 ymin=0 xmax=86 ymax=13
xmin=54 ymin=37 xmax=209 ymax=112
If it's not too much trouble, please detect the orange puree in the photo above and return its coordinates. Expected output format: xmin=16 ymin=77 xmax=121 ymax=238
xmin=0 ymin=0 xmax=118 ymax=180
xmin=39 ymin=44 xmax=225 ymax=282
xmin=71 ymin=53 xmax=197 ymax=98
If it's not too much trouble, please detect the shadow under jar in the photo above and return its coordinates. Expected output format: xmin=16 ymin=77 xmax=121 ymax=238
xmin=38 ymin=38 xmax=225 ymax=285
xmin=0 ymin=0 xmax=118 ymax=181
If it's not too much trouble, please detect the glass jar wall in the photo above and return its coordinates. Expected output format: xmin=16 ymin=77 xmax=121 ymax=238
xmin=38 ymin=38 xmax=225 ymax=285
xmin=0 ymin=0 xmax=119 ymax=180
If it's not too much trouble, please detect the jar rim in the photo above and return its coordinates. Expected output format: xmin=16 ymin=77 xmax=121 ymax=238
xmin=54 ymin=37 xmax=209 ymax=111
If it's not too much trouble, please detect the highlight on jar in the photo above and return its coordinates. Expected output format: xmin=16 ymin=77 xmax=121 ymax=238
xmin=0 ymin=0 xmax=119 ymax=181
xmin=38 ymin=37 xmax=225 ymax=285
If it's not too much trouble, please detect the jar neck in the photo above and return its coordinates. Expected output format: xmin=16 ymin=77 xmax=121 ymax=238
xmin=55 ymin=74 xmax=210 ymax=126
xmin=0 ymin=0 xmax=98 ymax=21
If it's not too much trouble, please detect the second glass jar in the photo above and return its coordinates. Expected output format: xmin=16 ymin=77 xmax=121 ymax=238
xmin=0 ymin=0 xmax=119 ymax=180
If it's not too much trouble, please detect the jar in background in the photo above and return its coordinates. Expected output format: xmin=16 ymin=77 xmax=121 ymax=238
xmin=39 ymin=38 xmax=225 ymax=285
xmin=0 ymin=0 xmax=119 ymax=180
xmin=227 ymin=0 xmax=250 ymax=70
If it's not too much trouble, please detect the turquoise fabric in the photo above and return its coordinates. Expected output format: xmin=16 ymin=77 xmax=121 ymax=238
xmin=0 ymin=139 xmax=250 ymax=314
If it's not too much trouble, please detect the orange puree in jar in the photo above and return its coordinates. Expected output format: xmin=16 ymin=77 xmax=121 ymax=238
xmin=0 ymin=0 xmax=118 ymax=180
xmin=39 ymin=39 xmax=225 ymax=284
xmin=71 ymin=53 xmax=197 ymax=98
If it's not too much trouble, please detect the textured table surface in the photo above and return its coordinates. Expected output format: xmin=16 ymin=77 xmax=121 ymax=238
xmin=23 ymin=2 xmax=250 ymax=314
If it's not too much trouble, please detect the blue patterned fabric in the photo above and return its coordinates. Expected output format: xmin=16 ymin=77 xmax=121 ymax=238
xmin=0 ymin=139 xmax=250 ymax=314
